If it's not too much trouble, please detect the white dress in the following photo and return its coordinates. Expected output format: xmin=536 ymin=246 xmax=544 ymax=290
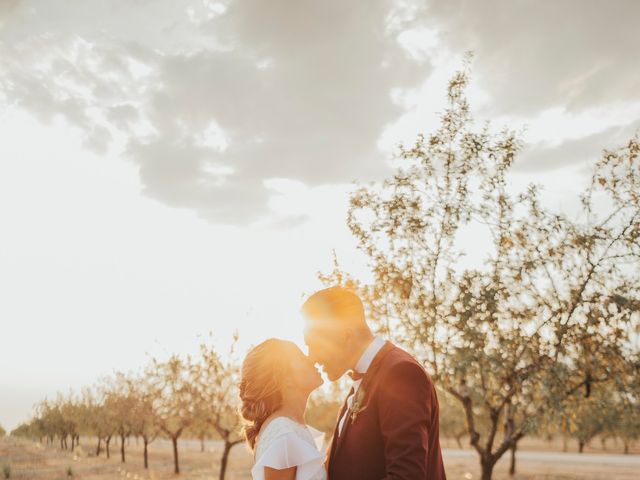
xmin=252 ymin=416 xmax=327 ymax=480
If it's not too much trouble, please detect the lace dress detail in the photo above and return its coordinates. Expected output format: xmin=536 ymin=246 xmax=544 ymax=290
xmin=252 ymin=416 xmax=327 ymax=480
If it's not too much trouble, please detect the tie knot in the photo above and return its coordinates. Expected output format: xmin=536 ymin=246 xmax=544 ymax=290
xmin=348 ymin=370 xmax=365 ymax=381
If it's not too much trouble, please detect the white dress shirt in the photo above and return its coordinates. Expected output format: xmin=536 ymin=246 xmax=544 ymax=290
xmin=338 ymin=336 xmax=386 ymax=435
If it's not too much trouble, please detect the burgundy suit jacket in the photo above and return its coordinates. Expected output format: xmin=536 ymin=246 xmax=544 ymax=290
xmin=327 ymin=342 xmax=446 ymax=480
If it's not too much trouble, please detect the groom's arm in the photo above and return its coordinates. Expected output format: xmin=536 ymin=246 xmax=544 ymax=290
xmin=378 ymin=361 xmax=432 ymax=480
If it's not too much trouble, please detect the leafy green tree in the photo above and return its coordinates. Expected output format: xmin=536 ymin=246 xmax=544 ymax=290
xmin=322 ymin=58 xmax=640 ymax=480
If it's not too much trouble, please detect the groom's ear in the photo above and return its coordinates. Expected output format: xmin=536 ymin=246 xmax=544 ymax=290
xmin=281 ymin=375 xmax=294 ymax=389
xmin=343 ymin=327 xmax=355 ymax=344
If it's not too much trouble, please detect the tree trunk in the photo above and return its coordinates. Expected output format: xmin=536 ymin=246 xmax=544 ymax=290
xmin=624 ymin=441 xmax=629 ymax=454
xmin=143 ymin=437 xmax=149 ymax=469
xmin=578 ymin=439 xmax=585 ymax=453
xmin=563 ymin=436 xmax=568 ymax=452
xmin=76 ymin=435 xmax=80 ymax=446
xmin=172 ymin=436 xmax=180 ymax=474
xmin=96 ymin=436 xmax=102 ymax=457
xmin=71 ymin=435 xmax=75 ymax=451
xmin=480 ymin=457 xmax=496 ymax=480
xmin=509 ymin=443 xmax=517 ymax=476
xmin=200 ymin=436 xmax=205 ymax=452
xmin=219 ymin=441 xmax=232 ymax=480
xmin=106 ymin=435 xmax=111 ymax=459
xmin=120 ymin=434 xmax=126 ymax=463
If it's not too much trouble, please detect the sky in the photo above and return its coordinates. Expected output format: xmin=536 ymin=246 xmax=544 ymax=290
xmin=1 ymin=0 xmax=639 ymax=431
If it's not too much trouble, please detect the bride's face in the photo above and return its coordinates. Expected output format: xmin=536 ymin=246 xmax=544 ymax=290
xmin=286 ymin=343 xmax=323 ymax=393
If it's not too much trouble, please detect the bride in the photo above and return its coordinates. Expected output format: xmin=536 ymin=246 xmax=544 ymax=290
xmin=239 ymin=338 xmax=326 ymax=480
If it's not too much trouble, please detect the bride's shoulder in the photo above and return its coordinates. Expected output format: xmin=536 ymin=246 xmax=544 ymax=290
xmin=261 ymin=415 xmax=298 ymax=434
xmin=256 ymin=416 xmax=299 ymax=446
xmin=252 ymin=417 xmax=326 ymax=480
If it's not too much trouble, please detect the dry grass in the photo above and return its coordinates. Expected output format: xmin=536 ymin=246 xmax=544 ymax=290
xmin=1 ymin=436 xmax=638 ymax=480
xmin=0 ymin=437 xmax=252 ymax=480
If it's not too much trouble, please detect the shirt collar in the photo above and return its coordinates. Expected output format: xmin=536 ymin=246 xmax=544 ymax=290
xmin=354 ymin=336 xmax=386 ymax=375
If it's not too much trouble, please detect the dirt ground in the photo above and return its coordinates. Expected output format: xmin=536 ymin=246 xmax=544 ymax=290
xmin=1 ymin=436 xmax=638 ymax=480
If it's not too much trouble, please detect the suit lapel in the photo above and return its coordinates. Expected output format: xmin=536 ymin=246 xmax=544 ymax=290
xmin=332 ymin=341 xmax=395 ymax=458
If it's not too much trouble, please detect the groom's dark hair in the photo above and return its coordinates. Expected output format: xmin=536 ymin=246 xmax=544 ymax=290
xmin=302 ymin=285 xmax=367 ymax=328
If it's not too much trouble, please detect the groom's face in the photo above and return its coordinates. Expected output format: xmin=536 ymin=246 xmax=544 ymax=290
xmin=303 ymin=318 xmax=351 ymax=381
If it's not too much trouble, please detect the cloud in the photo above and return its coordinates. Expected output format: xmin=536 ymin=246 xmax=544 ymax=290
xmin=2 ymin=0 xmax=638 ymax=224
xmin=386 ymin=0 xmax=640 ymax=175
xmin=0 ymin=0 xmax=430 ymax=224
xmin=516 ymin=119 xmax=640 ymax=172
xmin=417 ymin=0 xmax=640 ymax=116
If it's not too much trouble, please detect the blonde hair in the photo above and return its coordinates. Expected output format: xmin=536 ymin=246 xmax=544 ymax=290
xmin=239 ymin=339 xmax=292 ymax=450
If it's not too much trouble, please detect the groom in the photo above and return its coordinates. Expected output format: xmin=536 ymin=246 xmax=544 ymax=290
xmin=302 ymin=286 xmax=446 ymax=480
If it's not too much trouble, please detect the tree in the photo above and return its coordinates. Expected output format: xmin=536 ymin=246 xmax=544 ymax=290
xmin=104 ymin=372 xmax=138 ymax=463
xmin=305 ymin=381 xmax=345 ymax=439
xmin=88 ymin=386 xmax=117 ymax=459
xmin=92 ymin=399 xmax=115 ymax=458
xmin=59 ymin=394 xmax=83 ymax=451
xmin=437 ymin=389 xmax=469 ymax=448
xmin=147 ymin=354 xmax=196 ymax=474
xmin=0 ymin=424 xmax=5 ymax=438
xmin=192 ymin=336 xmax=244 ymax=480
xmin=616 ymin=395 xmax=640 ymax=454
xmin=130 ymin=376 xmax=160 ymax=469
xmin=613 ymin=354 xmax=640 ymax=454
xmin=36 ymin=398 xmax=72 ymax=450
xmin=559 ymin=386 xmax=612 ymax=453
xmin=187 ymin=420 xmax=216 ymax=453
xmin=323 ymin=57 xmax=640 ymax=480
